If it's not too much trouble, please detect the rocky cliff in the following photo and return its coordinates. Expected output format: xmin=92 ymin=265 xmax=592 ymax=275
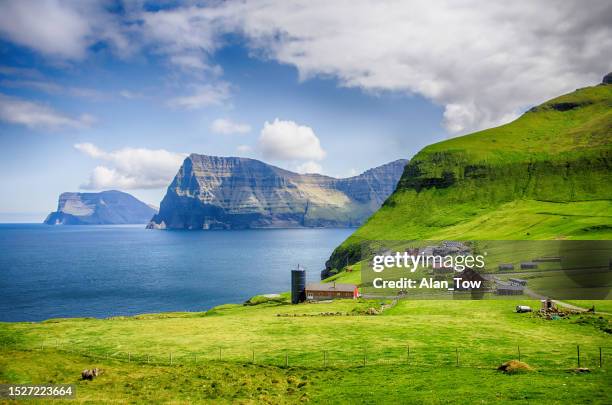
xmin=44 ymin=190 xmax=157 ymax=225
xmin=147 ymin=155 xmax=407 ymax=229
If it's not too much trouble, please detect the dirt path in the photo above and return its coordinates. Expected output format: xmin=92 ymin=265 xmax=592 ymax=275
xmin=519 ymin=288 xmax=611 ymax=315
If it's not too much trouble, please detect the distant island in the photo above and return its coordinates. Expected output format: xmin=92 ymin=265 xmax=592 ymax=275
xmin=147 ymin=155 xmax=407 ymax=229
xmin=44 ymin=190 xmax=157 ymax=225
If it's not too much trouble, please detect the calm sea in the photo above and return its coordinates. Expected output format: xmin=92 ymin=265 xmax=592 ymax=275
xmin=0 ymin=224 xmax=352 ymax=322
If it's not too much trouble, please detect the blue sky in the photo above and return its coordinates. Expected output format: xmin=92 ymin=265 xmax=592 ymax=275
xmin=0 ymin=1 xmax=609 ymax=221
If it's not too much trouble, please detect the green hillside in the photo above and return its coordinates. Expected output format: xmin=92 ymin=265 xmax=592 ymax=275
xmin=328 ymin=81 xmax=612 ymax=270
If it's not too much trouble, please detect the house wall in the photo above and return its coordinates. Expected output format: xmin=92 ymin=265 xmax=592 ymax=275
xmin=306 ymin=290 xmax=355 ymax=300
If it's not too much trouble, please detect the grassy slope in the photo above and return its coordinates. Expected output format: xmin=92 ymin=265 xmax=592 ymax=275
xmin=328 ymin=84 xmax=612 ymax=269
xmin=1 ymin=299 xmax=611 ymax=403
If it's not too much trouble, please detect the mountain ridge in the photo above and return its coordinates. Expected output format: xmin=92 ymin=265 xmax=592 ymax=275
xmin=147 ymin=155 xmax=408 ymax=230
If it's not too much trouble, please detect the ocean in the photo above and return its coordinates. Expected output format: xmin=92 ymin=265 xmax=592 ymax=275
xmin=0 ymin=224 xmax=352 ymax=322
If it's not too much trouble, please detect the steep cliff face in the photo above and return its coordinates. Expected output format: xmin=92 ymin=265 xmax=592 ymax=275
xmin=44 ymin=190 xmax=157 ymax=225
xmin=147 ymin=156 xmax=407 ymax=229
xmin=325 ymin=76 xmax=612 ymax=272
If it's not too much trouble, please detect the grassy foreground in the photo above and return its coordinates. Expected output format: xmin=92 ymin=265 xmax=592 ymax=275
xmin=1 ymin=348 xmax=610 ymax=404
xmin=1 ymin=298 xmax=610 ymax=403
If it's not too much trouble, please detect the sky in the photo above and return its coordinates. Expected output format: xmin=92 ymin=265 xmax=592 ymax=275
xmin=0 ymin=0 xmax=610 ymax=222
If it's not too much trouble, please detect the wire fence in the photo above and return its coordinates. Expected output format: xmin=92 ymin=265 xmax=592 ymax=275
xmin=6 ymin=341 xmax=611 ymax=371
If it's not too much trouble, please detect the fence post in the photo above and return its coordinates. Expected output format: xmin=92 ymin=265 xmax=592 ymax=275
xmin=518 ymin=345 xmax=521 ymax=362
xmin=599 ymin=347 xmax=602 ymax=368
xmin=170 ymin=352 xmax=173 ymax=366
xmin=407 ymin=345 xmax=410 ymax=365
xmin=456 ymin=348 xmax=459 ymax=366
xmin=218 ymin=348 xmax=221 ymax=361
xmin=577 ymin=345 xmax=580 ymax=368
xmin=252 ymin=349 xmax=255 ymax=364
xmin=285 ymin=352 xmax=288 ymax=367
xmin=128 ymin=352 xmax=131 ymax=363
xmin=147 ymin=354 xmax=150 ymax=364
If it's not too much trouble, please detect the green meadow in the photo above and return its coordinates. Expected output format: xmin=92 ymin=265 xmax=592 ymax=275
xmin=1 ymin=298 xmax=611 ymax=403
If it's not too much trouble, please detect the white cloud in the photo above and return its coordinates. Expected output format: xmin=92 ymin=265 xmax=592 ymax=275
xmin=167 ymin=83 xmax=231 ymax=110
xmin=296 ymin=161 xmax=323 ymax=174
xmin=210 ymin=118 xmax=251 ymax=135
xmin=213 ymin=0 xmax=612 ymax=134
xmin=138 ymin=6 xmax=225 ymax=75
xmin=2 ymin=2 xmax=611 ymax=134
xmin=0 ymin=0 xmax=130 ymax=60
xmin=74 ymin=143 xmax=186 ymax=190
xmin=74 ymin=142 xmax=105 ymax=158
xmin=258 ymin=118 xmax=326 ymax=161
xmin=0 ymin=93 xmax=95 ymax=130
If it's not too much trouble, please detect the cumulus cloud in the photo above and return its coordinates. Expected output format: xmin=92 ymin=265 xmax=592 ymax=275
xmin=139 ymin=5 xmax=224 ymax=74
xmin=0 ymin=93 xmax=95 ymax=130
xmin=296 ymin=161 xmax=323 ymax=174
xmin=167 ymin=83 xmax=231 ymax=110
xmin=3 ymin=1 xmax=611 ymax=134
xmin=215 ymin=0 xmax=612 ymax=134
xmin=210 ymin=118 xmax=251 ymax=135
xmin=0 ymin=0 xmax=130 ymax=60
xmin=135 ymin=0 xmax=612 ymax=134
xmin=258 ymin=118 xmax=326 ymax=161
xmin=74 ymin=143 xmax=186 ymax=190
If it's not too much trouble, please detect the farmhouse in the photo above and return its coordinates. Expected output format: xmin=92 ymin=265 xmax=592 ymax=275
xmin=520 ymin=262 xmax=538 ymax=269
xmin=498 ymin=263 xmax=514 ymax=271
xmin=305 ymin=282 xmax=359 ymax=300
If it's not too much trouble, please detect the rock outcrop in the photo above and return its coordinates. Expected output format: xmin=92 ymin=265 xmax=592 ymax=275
xmin=147 ymin=155 xmax=407 ymax=229
xmin=44 ymin=190 xmax=157 ymax=225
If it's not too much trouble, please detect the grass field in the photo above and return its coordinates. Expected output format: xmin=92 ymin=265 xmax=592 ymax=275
xmin=1 ymin=298 xmax=611 ymax=403
xmin=1 ymin=348 xmax=610 ymax=404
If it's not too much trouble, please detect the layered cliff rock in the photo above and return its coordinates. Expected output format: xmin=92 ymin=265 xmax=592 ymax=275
xmin=147 ymin=155 xmax=407 ymax=229
xmin=44 ymin=190 xmax=157 ymax=225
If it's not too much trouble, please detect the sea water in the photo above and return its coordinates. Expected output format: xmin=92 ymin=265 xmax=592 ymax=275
xmin=0 ymin=224 xmax=352 ymax=321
